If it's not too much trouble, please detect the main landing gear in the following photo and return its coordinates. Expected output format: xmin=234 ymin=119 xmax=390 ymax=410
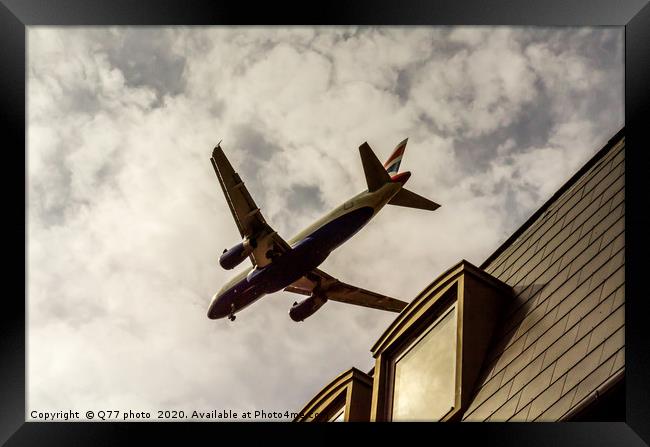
xmin=306 ymin=272 xmax=325 ymax=297
xmin=228 ymin=303 xmax=236 ymax=322
xmin=265 ymin=248 xmax=281 ymax=260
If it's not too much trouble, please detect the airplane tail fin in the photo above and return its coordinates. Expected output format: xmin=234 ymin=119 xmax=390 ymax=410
xmin=359 ymin=138 xmax=441 ymax=211
xmin=359 ymin=142 xmax=392 ymax=192
xmin=388 ymin=188 xmax=441 ymax=211
xmin=384 ymin=138 xmax=408 ymax=175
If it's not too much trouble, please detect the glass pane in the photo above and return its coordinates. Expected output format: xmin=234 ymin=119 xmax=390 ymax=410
xmin=329 ymin=406 xmax=345 ymax=422
xmin=392 ymin=306 xmax=457 ymax=421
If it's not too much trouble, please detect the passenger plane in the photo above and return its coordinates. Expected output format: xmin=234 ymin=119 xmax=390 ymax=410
xmin=208 ymin=139 xmax=440 ymax=322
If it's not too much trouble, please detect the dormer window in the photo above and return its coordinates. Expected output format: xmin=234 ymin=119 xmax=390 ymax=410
xmin=294 ymin=367 xmax=373 ymax=422
xmin=370 ymin=260 xmax=512 ymax=421
xmin=390 ymin=303 xmax=457 ymax=420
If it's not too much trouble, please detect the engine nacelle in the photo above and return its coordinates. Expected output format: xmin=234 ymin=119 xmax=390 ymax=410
xmin=219 ymin=238 xmax=256 ymax=270
xmin=289 ymin=294 xmax=327 ymax=322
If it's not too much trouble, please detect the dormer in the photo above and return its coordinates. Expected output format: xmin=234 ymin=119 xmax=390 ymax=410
xmin=293 ymin=367 xmax=373 ymax=422
xmin=369 ymin=260 xmax=513 ymax=421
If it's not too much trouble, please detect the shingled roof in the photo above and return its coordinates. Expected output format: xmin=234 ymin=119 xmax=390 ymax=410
xmin=462 ymin=129 xmax=625 ymax=421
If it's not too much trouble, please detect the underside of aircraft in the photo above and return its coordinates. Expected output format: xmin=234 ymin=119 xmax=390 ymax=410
xmin=208 ymin=138 xmax=440 ymax=322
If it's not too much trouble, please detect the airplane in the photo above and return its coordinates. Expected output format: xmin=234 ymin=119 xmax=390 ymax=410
xmin=207 ymin=138 xmax=441 ymax=322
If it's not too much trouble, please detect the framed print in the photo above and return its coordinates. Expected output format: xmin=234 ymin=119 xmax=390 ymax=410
xmin=3 ymin=0 xmax=650 ymax=445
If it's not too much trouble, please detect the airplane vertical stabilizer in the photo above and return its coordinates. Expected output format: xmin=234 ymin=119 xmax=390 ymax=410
xmin=359 ymin=142 xmax=391 ymax=192
xmin=384 ymin=138 xmax=408 ymax=175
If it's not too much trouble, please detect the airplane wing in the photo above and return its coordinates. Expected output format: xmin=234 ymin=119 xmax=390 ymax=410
xmin=211 ymin=144 xmax=291 ymax=268
xmin=284 ymin=268 xmax=408 ymax=313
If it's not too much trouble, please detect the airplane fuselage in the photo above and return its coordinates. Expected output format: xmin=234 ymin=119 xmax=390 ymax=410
xmin=207 ymin=182 xmax=402 ymax=319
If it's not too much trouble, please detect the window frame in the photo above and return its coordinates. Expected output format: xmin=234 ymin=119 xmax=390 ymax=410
xmin=315 ymin=394 xmax=346 ymax=422
xmin=328 ymin=405 xmax=346 ymax=422
xmin=385 ymin=301 xmax=458 ymax=421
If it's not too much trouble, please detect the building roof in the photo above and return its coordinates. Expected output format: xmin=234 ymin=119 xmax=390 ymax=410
xmin=462 ymin=128 xmax=625 ymax=421
xmin=480 ymin=127 xmax=625 ymax=270
xmin=295 ymin=128 xmax=626 ymax=422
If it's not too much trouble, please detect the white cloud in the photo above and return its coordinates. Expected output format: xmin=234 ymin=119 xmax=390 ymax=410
xmin=27 ymin=26 xmax=623 ymax=420
xmin=412 ymin=28 xmax=539 ymax=137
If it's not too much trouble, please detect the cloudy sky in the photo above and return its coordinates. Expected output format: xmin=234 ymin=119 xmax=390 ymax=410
xmin=27 ymin=27 xmax=623 ymax=420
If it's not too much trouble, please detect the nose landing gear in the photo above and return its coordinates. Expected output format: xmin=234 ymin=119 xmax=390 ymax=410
xmin=228 ymin=303 xmax=236 ymax=322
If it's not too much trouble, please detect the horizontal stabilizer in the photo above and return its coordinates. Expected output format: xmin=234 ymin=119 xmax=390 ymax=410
xmin=389 ymin=188 xmax=440 ymax=211
xmin=359 ymin=142 xmax=392 ymax=192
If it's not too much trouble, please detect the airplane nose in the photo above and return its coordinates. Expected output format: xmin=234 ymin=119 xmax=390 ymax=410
xmin=207 ymin=293 xmax=228 ymax=319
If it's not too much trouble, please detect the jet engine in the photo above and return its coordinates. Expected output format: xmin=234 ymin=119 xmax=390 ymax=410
xmin=289 ymin=294 xmax=328 ymax=322
xmin=219 ymin=238 xmax=256 ymax=270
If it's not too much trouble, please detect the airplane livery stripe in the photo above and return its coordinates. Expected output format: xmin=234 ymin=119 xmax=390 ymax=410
xmin=385 ymin=156 xmax=402 ymax=174
xmin=384 ymin=145 xmax=405 ymax=165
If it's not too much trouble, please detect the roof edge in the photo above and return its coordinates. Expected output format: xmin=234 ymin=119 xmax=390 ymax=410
xmin=480 ymin=127 xmax=625 ymax=270
xmin=370 ymin=259 xmax=513 ymax=356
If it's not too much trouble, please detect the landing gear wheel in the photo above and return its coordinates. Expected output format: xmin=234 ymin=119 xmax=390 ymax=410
xmin=228 ymin=314 xmax=236 ymax=322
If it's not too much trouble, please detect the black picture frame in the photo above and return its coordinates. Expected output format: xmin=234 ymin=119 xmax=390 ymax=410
xmin=2 ymin=1 xmax=649 ymax=445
